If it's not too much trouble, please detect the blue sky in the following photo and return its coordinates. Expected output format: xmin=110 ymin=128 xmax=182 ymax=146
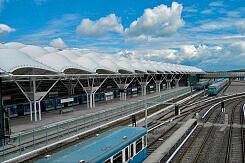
xmin=0 ymin=0 xmax=245 ymax=71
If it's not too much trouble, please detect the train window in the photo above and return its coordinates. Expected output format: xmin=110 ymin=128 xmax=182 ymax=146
xmin=144 ymin=135 xmax=147 ymax=147
xmin=113 ymin=151 xmax=122 ymax=163
xmin=136 ymin=138 xmax=142 ymax=153
xmin=103 ymin=158 xmax=111 ymax=163
xmin=125 ymin=147 xmax=129 ymax=161
xmin=130 ymin=144 xmax=134 ymax=157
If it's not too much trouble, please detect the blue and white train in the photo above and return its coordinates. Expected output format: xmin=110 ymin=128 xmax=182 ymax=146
xmin=208 ymin=78 xmax=229 ymax=95
xmin=3 ymin=87 xmax=142 ymax=118
xmin=37 ymin=126 xmax=147 ymax=163
xmin=194 ymin=81 xmax=210 ymax=90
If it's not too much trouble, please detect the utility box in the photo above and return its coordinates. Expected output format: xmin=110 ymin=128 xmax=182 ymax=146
xmin=132 ymin=115 xmax=136 ymax=127
xmin=175 ymin=104 xmax=180 ymax=116
xmin=221 ymin=101 xmax=225 ymax=112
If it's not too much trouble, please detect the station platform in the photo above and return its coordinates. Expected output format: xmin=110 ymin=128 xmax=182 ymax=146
xmin=9 ymin=87 xmax=187 ymax=134
xmin=224 ymin=80 xmax=245 ymax=95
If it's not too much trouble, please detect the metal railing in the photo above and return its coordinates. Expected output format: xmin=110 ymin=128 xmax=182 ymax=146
xmin=0 ymin=87 xmax=191 ymax=162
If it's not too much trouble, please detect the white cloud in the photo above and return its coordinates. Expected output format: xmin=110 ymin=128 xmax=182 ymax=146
xmin=201 ymin=9 xmax=213 ymax=14
xmin=190 ymin=18 xmax=245 ymax=34
xmin=237 ymin=20 xmax=245 ymax=34
xmin=125 ymin=35 xmax=148 ymax=44
xmin=209 ymin=1 xmax=224 ymax=7
xmin=183 ymin=6 xmax=198 ymax=13
xmin=125 ymin=2 xmax=184 ymax=37
xmin=230 ymin=41 xmax=245 ymax=56
xmin=50 ymin=38 xmax=67 ymax=49
xmin=76 ymin=14 xmax=123 ymax=37
xmin=166 ymin=53 xmax=177 ymax=60
xmin=0 ymin=24 xmax=15 ymax=38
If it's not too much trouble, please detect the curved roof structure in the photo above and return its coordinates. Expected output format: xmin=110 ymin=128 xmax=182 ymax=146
xmin=0 ymin=49 xmax=57 ymax=74
xmin=19 ymin=45 xmax=49 ymax=58
xmin=0 ymin=42 xmax=204 ymax=75
xmin=43 ymin=46 xmax=59 ymax=53
xmin=3 ymin=42 xmax=26 ymax=49
xmin=37 ymin=53 xmax=91 ymax=74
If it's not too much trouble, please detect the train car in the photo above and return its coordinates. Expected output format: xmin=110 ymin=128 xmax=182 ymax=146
xmin=3 ymin=105 xmax=18 ymax=118
xmin=194 ymin=81 xmax=209 ymax=90
xmin=55 ymin=98 xmax=64 ymax=109
xmin=137 ymin=86 xmax=142 ymax=94
xmin=80 ymin=94 xmax=87 ymax=104
xmin=114 ymin=89 xmax=120 ymax=98
xmin=37 ymin=126 xmax=147 ymax=163
xmin=67 ymin=96 xmax=79 ymax=106
xmin=104 ymin=91 xmax=114 ymax=101
xmin=44 ymin=99 xmax=55 ymax=111
xmin=147 ymin=85 xmax=154 ymax=93
xmin=208 ymin=79 xmax=229 ymax=95
xmin=132 ymin=87 xmax=138 ymax=97
xmin=23 ymin=102 xmax=40 ymax=115
xmin=127 ymin=88 xmax=132 ymax=95
xmin=94 ymin=92 xmax=104 ymax=102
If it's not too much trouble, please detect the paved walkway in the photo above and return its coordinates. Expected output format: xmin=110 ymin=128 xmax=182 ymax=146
xmin=10 ymin=87 xmax=186 ymax=134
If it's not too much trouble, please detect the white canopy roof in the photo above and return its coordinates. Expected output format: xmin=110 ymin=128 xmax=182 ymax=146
xmin=19 ymin=45 xmax=49 ymax=58
xmin=37 ymin=53 xmax=91 ymax=73
xmin=0 ymin=42 xmax=204 ymax=75
xmin=3 ymin=42 xmax=26 ymax=49
xmin=0 ymin=49 xmax=57 ymax=74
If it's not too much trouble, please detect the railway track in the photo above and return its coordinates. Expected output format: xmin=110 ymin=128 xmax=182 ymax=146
xmin=225 ymin=100 xmax=244 ymax=163
xmin=174 ymin=98 xmax=242 ymax=163
xmin=146 ymin=91 xmax=212 ymax=157
xmin=146 ymin=89 xmax=245 ymax=161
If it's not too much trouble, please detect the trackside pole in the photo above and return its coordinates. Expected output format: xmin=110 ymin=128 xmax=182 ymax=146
xmin=144 ymin=102 xmax=148 ymax=131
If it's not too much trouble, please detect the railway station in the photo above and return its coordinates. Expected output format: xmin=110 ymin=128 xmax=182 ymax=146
xmin=1 ymin=42 xmax=245 ymax=163
xmin=1 ymin=0 xmax=245 ymax=162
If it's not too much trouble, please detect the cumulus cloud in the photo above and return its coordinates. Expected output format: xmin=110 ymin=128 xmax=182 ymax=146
xmin=50 ymin=38 xmax=67 ymax=49
xmin=125 ymin=2 xmax=184 ymax=37
xmin=76 ymin=14 xmax=123 ymax=37
xmin=0 ymin=24 xmax=15 ymax=38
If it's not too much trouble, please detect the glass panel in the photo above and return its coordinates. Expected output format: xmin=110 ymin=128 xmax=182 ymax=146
xmin=136 ymin=138 xmax=142 ymax=153
xmin=131 ymin=144 xmax=134 ymax=157
xmin=113 ymin=151 xmax=122 ymax=163
xmin=125 ymin=147 xmax=129 ymax=161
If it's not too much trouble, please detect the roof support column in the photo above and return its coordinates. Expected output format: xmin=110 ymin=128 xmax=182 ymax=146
xmin=166 ymin=79 xmax=172 ymax=89
xmin=14 ymin=78 xmax=60 ymax=121
xmin=137 ymin=75 xmax=152 ymax=96
xmin=174 ymin=75 xmax=183 ymax=88
xmin=113 ymin=77 xmax=135 ymax=101
xmin=38 ymin=78 xmax=60 ymax=121
xmin=14 ymin=79 xmax=32 ymax=121
xmin=33 ymin=78 xmax=37 ymax=122
xmin=78 ymin=77 xmax=107 ymax=108
xmin=152 ymin=74 xmax=166 ymax=93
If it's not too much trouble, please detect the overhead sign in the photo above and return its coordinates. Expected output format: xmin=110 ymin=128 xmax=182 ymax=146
xmin=132 ymin=88 xmax=137 ymax=92
xmin=61 ymin=98 xmax=74 ymax=103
